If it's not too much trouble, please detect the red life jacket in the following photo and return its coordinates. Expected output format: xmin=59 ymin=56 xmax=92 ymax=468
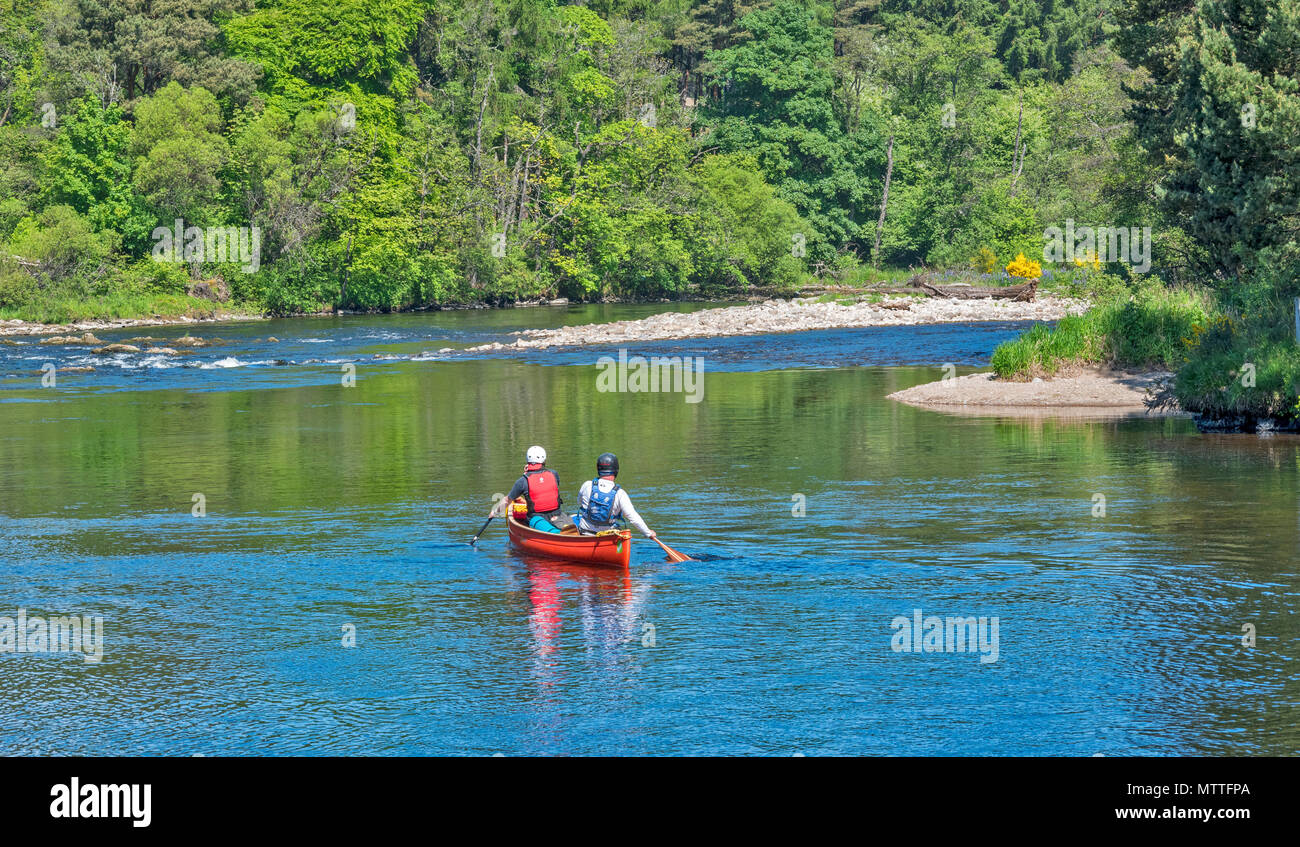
xmin=524 ymin=468 xmax=561 ymax=514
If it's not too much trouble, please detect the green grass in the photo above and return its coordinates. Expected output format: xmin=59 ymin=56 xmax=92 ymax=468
xmin=991 ymin=280 xmax=1300 ymax=422
xmin=1036 ymin=266 xmax=1130 ymax=300
xmin=812 ymin=292 xmax=858 ymax=304
xmin=1174 ymin=338 xmax=1300 ymax=420
xmin=989 ymin=316 xmax=1098 ymax=378
xmin=0 ymin=291 xmax=238 ymax=325
xmin=990 ymin=284 xmax=1215 ymax=379
xmin=821 ymin=264 xmax=915 ymax=287
xmin=1170 ymin=293 xmax=1300 ymax=422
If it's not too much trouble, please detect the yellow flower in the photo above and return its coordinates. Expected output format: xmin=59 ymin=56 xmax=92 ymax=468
xmin=1006 ymin=253 xmax=1042 ymax=279
xmin=971 ymin=247 xmax=998 ymax=274
xmin=1072 ymin=250 xmax=1101 ymax=271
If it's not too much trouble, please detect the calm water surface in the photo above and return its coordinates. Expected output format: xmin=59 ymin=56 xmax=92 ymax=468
xmin=1 ymin=304 xmax=1296 ymax=755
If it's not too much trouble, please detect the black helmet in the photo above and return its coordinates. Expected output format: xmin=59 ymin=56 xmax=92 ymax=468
xmin=596 ymin=452 xmax=619 ymax=476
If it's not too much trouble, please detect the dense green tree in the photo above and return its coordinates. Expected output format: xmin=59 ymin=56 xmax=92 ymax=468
xmin=703 ymin=1 xmax=881 ymax=261
xmin=690 ymin=152 xmax=806 ymax=288
xmin=0 ymin=0 xmax=1291 ymax=322
xmin=129 ymin=83 xmax=231 ymax=223
xmin=880 ymin=0 xmax=1114 ymax=83
xmin=0 ymin=0 xmax=41 ymax=128
xmin=8 ymin=203 xmax=119 ymax=287
xmin=44 ymin=0 xmax=260 ymax=104
xmin=37 ymin=95 xmax=153 ymax=250
xmin=1162 ymin=0 xmax=1300 ymax=284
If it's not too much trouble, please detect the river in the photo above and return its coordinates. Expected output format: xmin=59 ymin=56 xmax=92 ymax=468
xmin=1 ymin=304 xmax=1296 ymax=755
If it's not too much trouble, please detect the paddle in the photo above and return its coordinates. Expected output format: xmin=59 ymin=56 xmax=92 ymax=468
xmin=651 ymin=535 xmax=693 ymax=563
xmin=469 ymin=515 xmax=494 ymax=546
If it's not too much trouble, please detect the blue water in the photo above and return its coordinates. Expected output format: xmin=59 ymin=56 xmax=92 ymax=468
xmin=1 ymin=305 xmax=1297 ymax=755
xmin=1 ymin=307 xmax=1033 ymax=393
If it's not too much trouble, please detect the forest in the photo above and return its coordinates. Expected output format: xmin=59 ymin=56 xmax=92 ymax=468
xmin=0 ymin=0 xmax=1294 ymax=328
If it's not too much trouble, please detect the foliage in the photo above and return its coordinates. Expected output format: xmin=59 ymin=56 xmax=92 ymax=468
xmin=0 ymin=0 xmax=1292 ymax=352
xmin=970 ymin=247 xmax=998 ymax=274
xmin=1005 ymin=253 xmax=1041 ymax=279
xmin=991 ymin=283 xmax=1214 ymax=378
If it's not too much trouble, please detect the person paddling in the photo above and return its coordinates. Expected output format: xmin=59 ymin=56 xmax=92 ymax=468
xmin=576 ymin=452 xmax=656 ymax=539
xmin=492 ymin=446 xmax=573 ymax=533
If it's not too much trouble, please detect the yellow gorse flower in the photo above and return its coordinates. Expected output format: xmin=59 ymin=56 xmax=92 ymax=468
xmin=1006 ymin=253 xmax=1042 ymax=279
xmin=971 ymin=246 xmax=998 ymax=274
xmin=1072 ymin=250 xmax=1102 ymax=271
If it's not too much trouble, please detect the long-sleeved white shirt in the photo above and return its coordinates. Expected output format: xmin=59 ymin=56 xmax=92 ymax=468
xmin=576 ymin=478 xmax=652 ymax=536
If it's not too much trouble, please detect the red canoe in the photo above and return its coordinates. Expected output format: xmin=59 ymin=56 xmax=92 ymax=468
xmin=507 ymin=514 xmax=632 ymax=568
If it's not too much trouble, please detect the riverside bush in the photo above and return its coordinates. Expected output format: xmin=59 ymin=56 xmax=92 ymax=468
xmin=991 ymin=284 xmax=1213 ymax=379
xmin=1173 ymin=284 xmax=1300 ymax=423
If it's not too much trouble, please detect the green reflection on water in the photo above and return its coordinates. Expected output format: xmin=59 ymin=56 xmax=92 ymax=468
xmin=1 ymin=355 xmax=1297 ymax=754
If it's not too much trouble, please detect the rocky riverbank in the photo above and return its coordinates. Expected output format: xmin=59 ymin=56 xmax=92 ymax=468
xmin=0 ymin=312 xmax=264 ymax=337
xmin=463 ymin=294 xmax=1088 ymax=351
xmin=888 ymin=368 xmax=1184 ymax=418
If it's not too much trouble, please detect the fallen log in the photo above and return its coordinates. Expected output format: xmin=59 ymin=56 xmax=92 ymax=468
xmin=911 ymin=277 xmax=1038 ymax=302
xmin=865 ymin=286 xmax=928 ymax=296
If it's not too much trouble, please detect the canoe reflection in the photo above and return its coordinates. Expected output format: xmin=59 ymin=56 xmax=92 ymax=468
xmin=518 ymin=555 xmax=650 ymax=677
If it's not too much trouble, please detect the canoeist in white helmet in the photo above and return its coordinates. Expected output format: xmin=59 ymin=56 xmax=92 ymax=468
xmin=490 ymin=445 xmax=574 ymax=533
xmin=576 ymin=452 xmax=656 ymax=539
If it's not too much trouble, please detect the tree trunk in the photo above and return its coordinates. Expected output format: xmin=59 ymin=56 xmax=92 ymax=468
xmin=338 ymin=234 xmax=354 ymax=312
xmin=473 ymin=67 xmax=494 ymax=178
xmin=518 ymin=152 xmax=531 ymax=223
xmin=873 ymin=134 xmax=894 ymax=268
xmin=1009 ymin=90 xmax=1025 ymax=197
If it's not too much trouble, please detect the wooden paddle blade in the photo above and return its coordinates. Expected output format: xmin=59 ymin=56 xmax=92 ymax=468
xmin=653 ymin=536 xmax=693 ymax=562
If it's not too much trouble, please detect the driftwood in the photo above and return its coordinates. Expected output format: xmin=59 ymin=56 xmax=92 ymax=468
xmin=804 ymin=273 xmax=1040 ymax=302
xmin=909 ymin=275 xmax=1038 ymax=302
xmin=864 ymin=286 xmax=928 ymax=296
xmin=914 ymin=280 xmax=1038 ymax=301
xmin=862 ymin=280 xmax=1038 ymax=301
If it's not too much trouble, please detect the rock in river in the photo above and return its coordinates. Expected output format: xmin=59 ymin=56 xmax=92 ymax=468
xmin=40 ymin=332 xmax=104 ymax=345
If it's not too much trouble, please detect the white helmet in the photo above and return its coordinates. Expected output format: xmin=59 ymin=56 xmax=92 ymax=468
xmin=526 ymin=445 xmax=547 ymax=464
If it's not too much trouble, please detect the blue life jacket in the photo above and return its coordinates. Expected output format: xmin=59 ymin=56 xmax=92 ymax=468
xmin=582 ymin=478 xmax=620 ymax=525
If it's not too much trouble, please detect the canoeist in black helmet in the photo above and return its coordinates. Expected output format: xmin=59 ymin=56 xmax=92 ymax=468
xmin=575 ymin=452 xmax=656 ymax=539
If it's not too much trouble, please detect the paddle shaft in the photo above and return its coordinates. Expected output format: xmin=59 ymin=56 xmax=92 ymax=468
xmin=470 ymin=515 xmax=494 ymax=544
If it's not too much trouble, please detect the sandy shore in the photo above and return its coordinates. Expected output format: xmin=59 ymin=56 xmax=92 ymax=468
xmin=888 ymin=368 xmax=1184 ymax=418
xmin=0 ymin=312 xmax=266 ymax=337
xmin=463 ymin=294 xmax=1087 ymax=351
